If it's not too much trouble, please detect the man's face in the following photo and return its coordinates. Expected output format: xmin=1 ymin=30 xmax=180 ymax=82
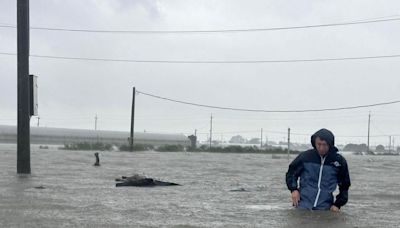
xmin=315 ymin=137 xmax=329 ymax=155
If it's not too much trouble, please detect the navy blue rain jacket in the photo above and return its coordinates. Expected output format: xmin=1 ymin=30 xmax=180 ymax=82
xmin=286 ymin=129 xmax=351 ymax=210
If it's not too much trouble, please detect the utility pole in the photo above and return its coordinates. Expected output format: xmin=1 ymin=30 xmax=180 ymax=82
xmin=209 ymin=114 xmax=213 ymax=149
xmin=391 ymin=137 xmax=395 ymax=154
xmin=95 ymin=114 xmax=98 ymax=131
xmin=260 ymin=128 xmax=263 ymax=149
xmin=393 ymin=137 xmax=395 ymax=153
xmin=389 ymin=136 xmax=392 ymax=153
xmin=36 ymin=116 xmax=40 ymax=127
xmin=130 ymin=87 xmax=136 ymax=152
xmin=287 ymin=128 xmax=291 ymax=160
xmin=367 ymin=112 xmax=371 ymax=152
xmin=17 ymin=0 xmax=31 ymax=174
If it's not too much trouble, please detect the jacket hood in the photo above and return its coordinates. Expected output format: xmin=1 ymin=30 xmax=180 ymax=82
xmin=311 ymin=128 xmax=338 ymax=153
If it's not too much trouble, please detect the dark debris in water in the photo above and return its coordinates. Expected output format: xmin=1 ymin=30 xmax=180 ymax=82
xmin=115 ymin=174 xmax=180 ymax=187
xmin=34 ymin=185 xmax=45 ymax=189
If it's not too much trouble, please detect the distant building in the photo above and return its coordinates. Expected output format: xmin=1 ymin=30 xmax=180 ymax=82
xmin=229 ymin=135 xmax=247 ymax=144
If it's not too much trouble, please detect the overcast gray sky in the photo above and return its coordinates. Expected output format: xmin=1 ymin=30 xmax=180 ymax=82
xmin=1 ymin=0 xmax=400 ymax=145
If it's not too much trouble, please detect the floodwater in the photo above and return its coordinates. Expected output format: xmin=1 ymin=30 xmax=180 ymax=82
xmin=0 ymin=144 xmax=399 ymax=227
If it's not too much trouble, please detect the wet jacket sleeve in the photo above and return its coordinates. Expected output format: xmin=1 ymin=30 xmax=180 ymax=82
xmin=333 ymin=157 xmax=351 ymax=208
xmin=286 ymin=153 xmax=304 ymax=192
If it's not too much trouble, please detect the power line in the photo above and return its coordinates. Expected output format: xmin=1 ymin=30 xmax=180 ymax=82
xmin=136 ymin=90 xmax=400 ymax=113
xmin=1 ymin=17 xmax=400 ymax=34
xmin=193 ymin=129 xmax=400 ymax=138
xmin=2 ymin=117 xmax=397 ymax=138
xmin=1 ymin=52 xmax=400 ymax=64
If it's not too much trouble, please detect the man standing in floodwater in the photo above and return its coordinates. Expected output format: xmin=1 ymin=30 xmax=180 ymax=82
xmin=286 ymin=128 xmax=351 ymax=211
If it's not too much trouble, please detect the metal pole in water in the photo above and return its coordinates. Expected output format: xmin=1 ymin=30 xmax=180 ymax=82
xmin=130 ymin=87 xmax=136 ymax=152
xmin=17 ymin=0 xmax=31 ymax=174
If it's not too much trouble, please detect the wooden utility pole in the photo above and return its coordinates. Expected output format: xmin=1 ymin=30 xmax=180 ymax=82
xmin=393 ymin=137 xmax=395 ymax=153
xmin=209 ymin=114 xmax=213 ymax=149
xmin=287 ymin=128 xmax=291 ymax=160
xmin=17 ymin=0 xmax=31 ymax=174
xmin=130 ymin=87 xmax=136 ymax=152
xmin=95 ymin=114 xmax=98 ymax=130
xmin=367 ymin=112 xmax=371 ymax=152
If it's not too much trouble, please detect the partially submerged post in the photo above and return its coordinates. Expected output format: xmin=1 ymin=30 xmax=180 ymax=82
xmin=17 ymin=0 xmax=32 ymax=174
xmin=94 ymin=152 xmax=100 ymax=166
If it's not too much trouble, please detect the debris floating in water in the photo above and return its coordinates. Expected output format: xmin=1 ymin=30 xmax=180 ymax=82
xmin=34 ymin=185 xmax=45 ymax=189
xmin=115 ymin=174 xmax=180 ymax=187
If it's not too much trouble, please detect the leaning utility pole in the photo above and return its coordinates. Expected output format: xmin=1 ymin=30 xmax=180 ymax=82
xmin=130 ymin=87 xmax=136 ymax=152
xmin=17 ymin=0 xmax=31 ymax=174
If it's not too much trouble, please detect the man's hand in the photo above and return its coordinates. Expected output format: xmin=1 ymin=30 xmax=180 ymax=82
xmin=291 ymin=190 xmax=300 ymax=207
xmin=330 ymin=205 xmax=340 ymax=212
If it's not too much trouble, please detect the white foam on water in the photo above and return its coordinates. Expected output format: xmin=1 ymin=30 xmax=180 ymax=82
xmin=245 ymin=204 xmax=286 ymax=211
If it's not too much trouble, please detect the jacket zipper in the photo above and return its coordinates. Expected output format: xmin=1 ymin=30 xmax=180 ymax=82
xmin=313 ymin=155 xmax=326 ymax=208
